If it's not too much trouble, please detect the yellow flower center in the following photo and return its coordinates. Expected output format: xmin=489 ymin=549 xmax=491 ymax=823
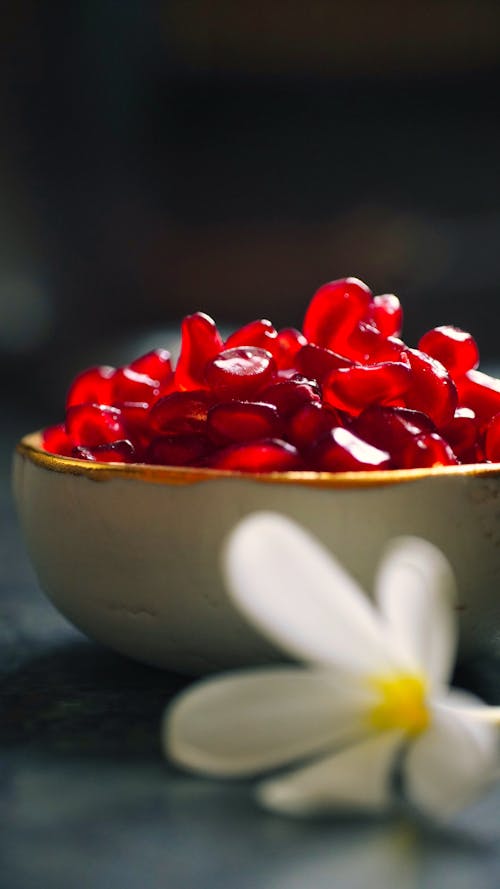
xmin=368 ymin=673 xmax=429 ymax=736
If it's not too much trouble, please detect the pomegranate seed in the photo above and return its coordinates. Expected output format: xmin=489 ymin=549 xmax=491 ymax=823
xmin=346 ymin=322 xmax=407 ymax=364
xmin=225 ymin=319 xmax=278 ymax=351
xmin=204 ymin=347 xmax=277 ymax=396
xmin=273 ymin=328 xmax=308 ymax=369
xmin=403 ymin=349 xmax=457 ymax=427
xmin=352 ymin=406 xmax=435 ymax=466
xmin=129 ymin=348 xmax=173 ymax=384
xmin=175 ymin=312 xmax=224 ymax=391
xmin=66 ymin=404 xmax=126 ymax=447
xmin=303 ymin=277 xmax=372 ymax=351
xmin=113 ymin=367 xmax=162 ymax=405
xmin=72 ymin=440 xmax=136 ymax=463
xmin=309 ymin=427 xmax=391 ymax=472
xmin=439 ymin=408 xmax=479 ymax=464
xmin=287 ymin=402 xmax=342 ymax=451
xmin=205 ymin=438 xmax=303 ymax=472
xmin=323 ymin=361 xmax=411 ymax=414
xmin=147 ymin=434 xmax=212 ymax=466
xmin=116 ymin=401 xmax=151 ymax=454
xmin=207 ymin=400 xmax=280 ymax=443
xmin=399 ymin=432 xmax=458 ymax=469
xmin=484 ymin=413 xmax=500 ymax=462
xmin=258 ymin=379 xmax=321 ymax=418
xmin=367 ymin=294 xmax=403 ymax=337
xmin=43 ymin=423 xmax=74 ymax=457
xmin=457 ymin=369 xmax=500 ymax=425
xmin=295 ymin=343 xmax=352 ymax=383
xmin=150 ymin=390 xmax=213 ymax=434
xmin=66 ymin=365 xmax=116 ymax=409
xmin=418 ymin=326 xmax=479 ymax=379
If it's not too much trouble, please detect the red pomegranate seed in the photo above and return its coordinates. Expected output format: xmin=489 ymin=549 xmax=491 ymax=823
xmin=403 ymin=349 xmax=457 ymax=427
xmin=309 ymin=427 xmax=391 ymax=472
xmin=204 ymin=347 xmax=277 ymax=396
xmin=66 ymin=404 xmax=126 ymax=447
xmin=72 ymin=439 xmax=136 ymax=463
xmin=457 ymin=369 xmax=500 ymax=425
xmin=175 ymin=312 xmax=224 ymax=391
xmin=439 ymin=408 xmax=479 ymax=464
xmin=399 ymin=432 xmax=458 ymax=469
xmin=66 ymin=365 xmax=116 ymax=409
xmin=129 ymin=348 xmax=173 ymax=384
xmin=207 ymin=400 xmax=280 ymax=444
xmin=352 ymin=406 xmax=435 ymax=466
xmin=205 ymin=438 xmax=303 ymax=472
xmin=113 ymin=367 xmax=162 ymax=405
xmin=287 ymin=402 xmax=342 ymax=451
xmin=225 ymin=319 xmax=278 ymax=352
xmin=147 ymin=433 xmax=212 ymax=466
xmin=323 ymin=361 xmax=411 ymax=414
xmin=302 ymin=277 xmax=372 ymax=351
xmin=258 ymin=379 xmax=321 ymax=418
xmin=418 ymin=326 xmax=479 ymax=379
xmin=42 ymin=423 xmax=74 ymax=457
xmin=346 ymin=322 xmax=407 ymax=364
xmin=273 ymin=328 xmax=308 ymax=369
xmin=295 ymin=343 xmax=352 ymax=383
xmin=150 ymin=390 xmax=213 ymax=434
xmin=117 ymin=401 xmax=151 ymax=454
xmin=484 ymin=413 xmax=500 ymax=462
xmin=367 ymin=294 xmax=403 ymax=337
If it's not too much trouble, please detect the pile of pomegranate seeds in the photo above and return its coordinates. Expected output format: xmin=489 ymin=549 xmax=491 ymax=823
xmin=42 ymin=277 xmax=500 ymax=472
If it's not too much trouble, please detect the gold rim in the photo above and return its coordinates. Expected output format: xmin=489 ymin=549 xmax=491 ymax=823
xmin=15 ymin=432 xmax=500 ymax=488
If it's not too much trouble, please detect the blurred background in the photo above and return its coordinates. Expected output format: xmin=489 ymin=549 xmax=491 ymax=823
xmin=1 ymin=0 xmax=500 ymax=433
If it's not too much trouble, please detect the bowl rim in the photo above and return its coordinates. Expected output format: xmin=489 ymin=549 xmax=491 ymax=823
xmin=15 ymin=431 xmax=500 ymax=488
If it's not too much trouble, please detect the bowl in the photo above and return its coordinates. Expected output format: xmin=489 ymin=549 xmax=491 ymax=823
xmin=13 ymin=432 xmax=500 ymax=674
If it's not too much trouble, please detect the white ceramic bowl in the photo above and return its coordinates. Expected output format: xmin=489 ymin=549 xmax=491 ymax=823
xmin=13 ymin=432 xmax=500 ymax=674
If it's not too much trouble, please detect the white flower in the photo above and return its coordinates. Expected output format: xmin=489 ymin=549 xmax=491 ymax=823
xmin=164 ymin=512 xmax=499 ymax=819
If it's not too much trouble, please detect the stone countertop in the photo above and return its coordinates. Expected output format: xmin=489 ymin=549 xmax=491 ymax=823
xmin=1 ymin=429 xmax=500 ymax=889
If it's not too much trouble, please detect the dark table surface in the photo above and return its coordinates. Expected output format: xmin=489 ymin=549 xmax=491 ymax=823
xmin=2 ymin=418 xmax=500 ymax=889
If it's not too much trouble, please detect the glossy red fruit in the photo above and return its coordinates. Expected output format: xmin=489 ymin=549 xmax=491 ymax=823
xmin=352 ymin=406 xmax=435 ymax=466
xmin=42 ymin=423 xmax=74 ymax=457
xmin=295 ymin=343 xmax=352 ymax=383
xmin=207 ymin=400 xmax=280 ymax=444
xmin=457 ymin=369 xmax=500 ymax=425
xmin=418 ymin=326 xmax=479 ymax=379
xmin=346 ymin=322 xmax=406 ymax=364
xmin=403 ymin=349 xmax=457 ymax=427
xmin=484 ymin=413 xmax=500 ymax=462
xmin=175 ymin=312 xmax=224 ymax=391
xmin=302 ymin=277 xmax=372 ymax=351
xmin=66 ymin=404 xmax=126 ymax=447
xmin=150 ymin=390 xmax=213 ymax=434
xmin=72 ymin=439 xmax=136 ymax=463
xmin=273 ymin=328 xmax=308 ymax=369
xmin=367 ymin=294 xmax=403 ymax=337
xmin=146 ymin=434 xmax=212 ymax=466
xmin=205 ymin=438 xmax=303 ymax=472
xmin=398 ymin=432 xmax=458 ymax=469
xmin=129 ymin=348 xmax=174 ymax=388
xmin=204 ymin=347 xmax=276 ymax=396
xmin=309 ymin=427 xmax=391 ymax=472
xmin=439 ymin=408 xmax=479 ymax=464
xmin=225 ymin=319 xmax=278 ymax=352
xmin=113 ymin=367 xmax=162 ymax=405
xmin=258 ymin=379 xmax=321 ymax=418
xmin=66 ymin=365 xmax=116 ymax=409
xmin=287 ymin=402 xmax=342 ymax=451
xmin=323 ymin=361 xmax=411 ymax=414
xmin=116 ymin=402 xmax=151 ymax=453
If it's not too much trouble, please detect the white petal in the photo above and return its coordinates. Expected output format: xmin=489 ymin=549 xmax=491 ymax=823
xmin=164 ymin=667 xmax=371 ymax=777
xmin=404 ymin=696 xmax=498 ymax=819
xmin=374 ymin=536 xmax=457 ymax=687
xmin=223 ymin=512 xmax=397 ymax=674
xmin=257 ymin=731 xmax=402 ymax=816
xmin=433 ymin=687 xmax=500 ymax=725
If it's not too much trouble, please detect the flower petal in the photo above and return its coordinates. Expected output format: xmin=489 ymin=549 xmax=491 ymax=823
xmin=164 ymin=667 xmax=371 ymax=777
xmin=374 ymin=536 xmax=457 ymax=687
xmin=223 ymin=512 xmax=397 ymax=674
xmin=257 ymin=730 xmax=402 ymax=816
xmin=404 ymin=695 xmax=498 ymax=819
